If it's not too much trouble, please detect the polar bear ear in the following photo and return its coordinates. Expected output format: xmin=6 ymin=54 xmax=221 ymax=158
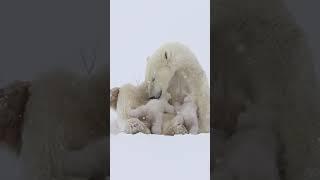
xmin=164 ymin=51 xmax=168 ymax=60
xmin=146 ymin=56 xmax=150 ymax=62
xmin=163 ymin=51 xmax=171 ymax=65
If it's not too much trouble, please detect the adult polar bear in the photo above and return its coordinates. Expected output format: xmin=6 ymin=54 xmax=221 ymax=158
xmin=145 ymin=42 xmax=210 ymax=133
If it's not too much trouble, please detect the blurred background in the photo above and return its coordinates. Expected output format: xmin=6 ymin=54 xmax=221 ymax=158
xmin=284 ymin=0 xmax=320 ymax=77
xmin=0 ymin=0 xmax=107 ymax=179
xmin=0 ymin=0 xmax=107 ymax=88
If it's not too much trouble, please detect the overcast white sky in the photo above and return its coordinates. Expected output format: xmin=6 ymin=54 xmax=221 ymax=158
xmin=110 ymin=0 xmax=210 ymax=88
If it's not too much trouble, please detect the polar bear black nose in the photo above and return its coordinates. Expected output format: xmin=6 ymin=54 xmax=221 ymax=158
xmin=149 ymin=90 xmax=162 ymax=99
xmin=155 ymin=90 xmax=162 ymax=99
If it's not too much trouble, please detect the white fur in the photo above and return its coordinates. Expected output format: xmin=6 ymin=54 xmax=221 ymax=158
xmin=113 ymin=84 xmax=187 ymax=135
xmin=113 ymin=83 xmax=151 ymax=134
xmin=173 ymin=95 xmax=199 ymax=134
xmin=128 ymin=94 xmax=174 ymax=134
xmin=145 ymin=42 xmax=210 ymax=133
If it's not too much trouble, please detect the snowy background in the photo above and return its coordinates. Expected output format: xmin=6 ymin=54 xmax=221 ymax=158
xmin=110 ymin=0 xmax=210 ymax=180
xmin=110 ymin=0 xmax=210 ymax=88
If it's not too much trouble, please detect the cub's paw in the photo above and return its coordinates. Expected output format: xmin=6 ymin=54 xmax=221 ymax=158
xmin=173 ymin=124 xmax=188 ymax=135
xmin=125 ymin=118 xmax=151 ymax=134
xmin=165 ymin=123 xmax=188 ymax=135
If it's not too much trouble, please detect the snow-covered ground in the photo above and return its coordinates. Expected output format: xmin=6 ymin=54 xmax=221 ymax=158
xmin=110 ymin=109 xmax=210 ymax=180
xmin=110 ymin=133 xmax=210 ymax=180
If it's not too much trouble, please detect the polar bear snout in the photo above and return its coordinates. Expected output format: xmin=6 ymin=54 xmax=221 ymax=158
xmin=149 ymin=89 xmax=162 ymax=99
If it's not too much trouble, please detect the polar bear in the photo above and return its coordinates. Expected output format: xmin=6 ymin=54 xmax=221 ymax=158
xmin=173 ymin=94 xmax=199 ymax=134
xmin=128 ymin=93 xmax=175 ymax=134
xmin=213 ymin=0 xmax=320 ymax=179
xmin=110 ymin=83 xmax=151 ymax=134
xmin=110 ymin=84 xmax=187 ymax=135
xmin=145 ymin=42 xmax=210 ymax=133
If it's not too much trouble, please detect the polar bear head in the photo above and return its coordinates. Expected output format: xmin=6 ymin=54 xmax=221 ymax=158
xmin=145 ymin=42 xmax=197 ymax=99
xmin=145 ymin=48 xmax=174 ymax=99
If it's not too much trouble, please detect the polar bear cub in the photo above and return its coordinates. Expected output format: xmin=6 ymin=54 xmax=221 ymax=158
xmin=128 ymin=93 xmax=175 ymax=134
xmin=173 ymin=95 xmax=199 ymax=134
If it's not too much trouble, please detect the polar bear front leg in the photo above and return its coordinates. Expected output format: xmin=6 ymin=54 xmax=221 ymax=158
xmin=185 ymin=112 xmax=199 ymax=134
xmin=196 ymin=95 xmax=210 ymax=133
xmin=170 ymin=115 xmax=187 ymax=135
xmin=125 ymin=118 xmax=150 ymax=134
xmin=189 ymin=119 xmax=199 ymax=135
xmin=172 ymin=124 xmax=188 ymax=135
xmin=151 ymin=113 xmax=163 ymax=134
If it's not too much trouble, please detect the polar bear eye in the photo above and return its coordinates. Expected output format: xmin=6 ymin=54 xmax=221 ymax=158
xmin=152 ymin=77 xmax=155 ymax=82
xmin=164 ymin=51 xmax=168 ymax=59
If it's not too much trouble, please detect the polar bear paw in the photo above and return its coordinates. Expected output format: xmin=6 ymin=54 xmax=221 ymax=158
xmin=173 ymin=124 xmax=188 ymax=135
xmin=125 ymin=118 xmax=151 ymax=134
xmin=164 ymin=124 xmax=188 ymax=135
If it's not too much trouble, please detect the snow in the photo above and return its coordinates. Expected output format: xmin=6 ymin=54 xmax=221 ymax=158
xmin=110 ymin=0 xmax=210 ymax=88
xmin=110 ymin=133 xmax=210 ymax=180
xmin=110 ymin=109 xmax=210 ymax=180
